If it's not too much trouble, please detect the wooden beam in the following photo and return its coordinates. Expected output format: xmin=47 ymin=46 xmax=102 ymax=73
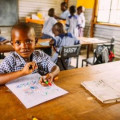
xmin=90 ymin=0 xmax=98 ymax=37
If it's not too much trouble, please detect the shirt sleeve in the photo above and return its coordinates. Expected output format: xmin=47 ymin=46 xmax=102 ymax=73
xmin=66 ymin=17 xmax=70 ymax=31
xmin=0 ymin=55 xmax=14 ymax=73
xmin=38 ymin=51 xmax=56 ymax=72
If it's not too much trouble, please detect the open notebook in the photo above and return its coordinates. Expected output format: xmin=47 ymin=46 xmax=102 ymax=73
xmin=6 ymin=73 xmax=68 ymax=108
xmin=81 ymin=74 xmax=120 ymax=103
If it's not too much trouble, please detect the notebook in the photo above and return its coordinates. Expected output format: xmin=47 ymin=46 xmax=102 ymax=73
xmin=6 ymin=73 xmax=68 ymax=108
xmin=81 ymin=73 xmax=120 ymax=103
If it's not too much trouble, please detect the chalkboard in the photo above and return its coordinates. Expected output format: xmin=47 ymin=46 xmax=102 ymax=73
xmin=0 ymin=0 xmax=18 ymax=26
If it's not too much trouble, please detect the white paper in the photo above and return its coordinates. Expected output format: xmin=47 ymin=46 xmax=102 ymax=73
xmin=6 ymin=73 xmax=68 ymax=108
xmin=81 ymin=79 xmax=120 ymax=103
xmin=40 ymin=41 xmax=49 ymax=46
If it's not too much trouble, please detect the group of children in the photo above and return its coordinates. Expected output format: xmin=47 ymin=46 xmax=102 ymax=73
xmin=0 ymin=2 xmax=83 ymax=86
xmin=41 ymin=2 xmax=85 ymax=38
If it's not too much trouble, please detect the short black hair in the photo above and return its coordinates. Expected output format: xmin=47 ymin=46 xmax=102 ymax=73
xmin=53 ymin=22 xmax=65 ymax=34
xmin=61 ymin=2 xmax=68 ymax=9
xmin=11 ymin=22 xmax=35 ymax=40
xmin=48 ymin=8 xmax=55 ymax=17
xmin=77 ymin=6 xmax=84 ymax=12
xmin=69 ymin=5 xmax=76 ymax=14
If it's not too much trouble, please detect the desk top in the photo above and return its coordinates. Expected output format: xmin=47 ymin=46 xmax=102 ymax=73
xmin=79 ymin=37 xmax=107 ymax=45
xmin=0 ymin=61 xmax=120 ymax=120
xmin=0 ymin=39 xmax=51 ymax=52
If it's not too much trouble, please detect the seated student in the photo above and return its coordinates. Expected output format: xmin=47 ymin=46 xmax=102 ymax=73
xmin=66 ymin=5 xmax=80 ymax=37
xmin=0 ymin=23 xmax=60 ymax=86
xmin=41 ymin=8 xmax=57 ymax=39
xmin=55 ymin=2 xmax=70 ymax=20
xmin=77 ymin=6 xmax=85 ymax=37
xmin=50 ymin=22 xmax=80 ymax=70
xmin=0 ymin=37 xmax=9 ymax=44
xmin=0 ymin=29 xmax=9 ymax=44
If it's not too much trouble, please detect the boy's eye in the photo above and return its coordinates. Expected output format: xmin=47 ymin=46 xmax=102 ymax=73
xmin=26 ymin=39 xmax=33 ymax=44
xmin=15 ymin=41 xmax=21 ymax=45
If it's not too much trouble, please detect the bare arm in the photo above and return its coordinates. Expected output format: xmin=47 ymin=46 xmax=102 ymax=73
xmin=0 ymin=62 xmax=37 ymax=85
xmin=54 ymin=15 xmax=66 ymax=20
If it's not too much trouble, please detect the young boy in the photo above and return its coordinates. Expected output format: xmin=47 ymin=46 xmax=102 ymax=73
xmin=0 ymin=23 xmax=60 ymax=85
xmin=66 ymin=5 xmax=80 ymax=37
xmin=55 ymin=2 xmax=70 ymax=20
xmin=77 ymin=6 xmax=85 ymax=37
xmin=50 ymin=22 xmax=80 ymax=70
xmin=41 ymin=8 xmax=57 ymax=39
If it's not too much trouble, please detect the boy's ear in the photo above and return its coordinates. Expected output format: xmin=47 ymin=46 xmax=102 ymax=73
xmin=35 ymin=37 xmax=38 ymax=44
xmin=10 ymin=40 xmax=14 ymax=48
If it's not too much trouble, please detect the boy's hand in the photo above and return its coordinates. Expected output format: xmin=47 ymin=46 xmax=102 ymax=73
xmin=39 ymin=73 xmax=53 ymax=86
xmin=22 ymin=62 xmax=38 ymax=75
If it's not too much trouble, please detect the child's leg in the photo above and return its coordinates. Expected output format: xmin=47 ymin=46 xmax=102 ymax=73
xmin=78 ymin=28 xmax=84 ymax=37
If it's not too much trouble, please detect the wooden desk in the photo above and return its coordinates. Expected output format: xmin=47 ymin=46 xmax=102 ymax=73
xmin=0 ymin=61 xmax=120 ymax=120
xmin=79 ymin=37 xmax=107 ymax=58
xmin=26 ymin=18 xmax=66 ymax=25
xmin=26 ymin=18 xmax=45 ymax=25
xmin=0 ymin=39 xmax=51 ymax=53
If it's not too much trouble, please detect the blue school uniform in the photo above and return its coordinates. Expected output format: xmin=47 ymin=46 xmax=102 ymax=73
xmin=41 ymin=17 xmax=57 ymax=38
xmin=0 ymin=36 xmax=6 ymax=42
xmin=0 ymin=50 xmax=56 ymax=75
xmin=51 ymin=33 xmax=80 ymax=63
xmin=60 ymin=10 xmax=70 ymax=19
xmin=66 ymin=15 xmax=80 ymax=37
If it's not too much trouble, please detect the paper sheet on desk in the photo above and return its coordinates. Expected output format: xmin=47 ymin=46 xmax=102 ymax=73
xmin=40 ymin=41 xmax=49 ymax=46
xmin=6 ymin=73 xmax=68 ymax=108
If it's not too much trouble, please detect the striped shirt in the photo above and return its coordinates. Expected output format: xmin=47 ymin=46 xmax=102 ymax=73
xmin=0 ymin=50 xmax=56 ymax=75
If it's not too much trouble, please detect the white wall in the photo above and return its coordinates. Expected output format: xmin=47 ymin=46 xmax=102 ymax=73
xmin=0 ymin=0 xmax=63 ymax=40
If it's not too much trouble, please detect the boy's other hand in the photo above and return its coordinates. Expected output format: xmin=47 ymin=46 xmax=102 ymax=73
xmin=22 ymin=62 xmax=38 ymax=75
xmin=39 ymin=73 xmax=53 ymax=86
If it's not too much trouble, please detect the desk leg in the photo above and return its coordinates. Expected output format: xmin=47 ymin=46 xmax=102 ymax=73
xmin=86 ymin=45 xmax=90 ymax=66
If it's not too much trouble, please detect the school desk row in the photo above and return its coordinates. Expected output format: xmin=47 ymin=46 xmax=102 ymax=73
xmin=0 ymin=37 xmax=107 ymax=59
xmin=0 ymin=61 xmax=120 ymax=120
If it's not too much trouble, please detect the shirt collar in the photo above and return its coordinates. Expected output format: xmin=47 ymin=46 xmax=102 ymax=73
xmin=69 ymin=15 xmax=77 ymax=19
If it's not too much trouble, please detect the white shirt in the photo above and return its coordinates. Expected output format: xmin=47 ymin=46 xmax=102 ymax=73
xmin=66 ymin=15 xmax=79 ymax=37
xmin=60 ymin=10 xmax=70 ymax=19
xmin=77 ymin=13 xmax=85 ymax=28
xmin=42 ymin=17 xmax=57 ymax=37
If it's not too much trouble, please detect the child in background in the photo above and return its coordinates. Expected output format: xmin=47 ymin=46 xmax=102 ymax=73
xmin=50 ymin=22 xmax=80 ymax=70
xmin=66 ymin=5 xmax=80 ymax=37
xmin=77 ymin=6 xmax=85 ymax=37
xmin=0 ymin=23 xmax=59 ymax=85
xmin=41 ymin=8 xmax=57 ymax=39
xmin=0 ymin=30 xmax=9 ymax=44
xmin=55 ymin=2 xmax=70 ymax=20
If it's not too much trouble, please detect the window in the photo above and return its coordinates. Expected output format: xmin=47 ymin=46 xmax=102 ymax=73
xmin=97 ymin=0 xmax=120 ymax=24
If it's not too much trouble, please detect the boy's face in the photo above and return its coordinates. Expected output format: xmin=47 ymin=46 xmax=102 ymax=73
xmin=11 ymin=28 xmax=36 ymax=59
xmin=61 ymin=5 xmax=66 ymax=12
xmin=77 ymin=9 xmax=82 ymax=15
xmin=52 ymin=26 xmax=59 ymax=36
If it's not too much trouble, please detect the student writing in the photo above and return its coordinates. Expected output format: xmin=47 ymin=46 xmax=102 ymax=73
xmin=0 ymin=23 xmax=60 ymax=85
